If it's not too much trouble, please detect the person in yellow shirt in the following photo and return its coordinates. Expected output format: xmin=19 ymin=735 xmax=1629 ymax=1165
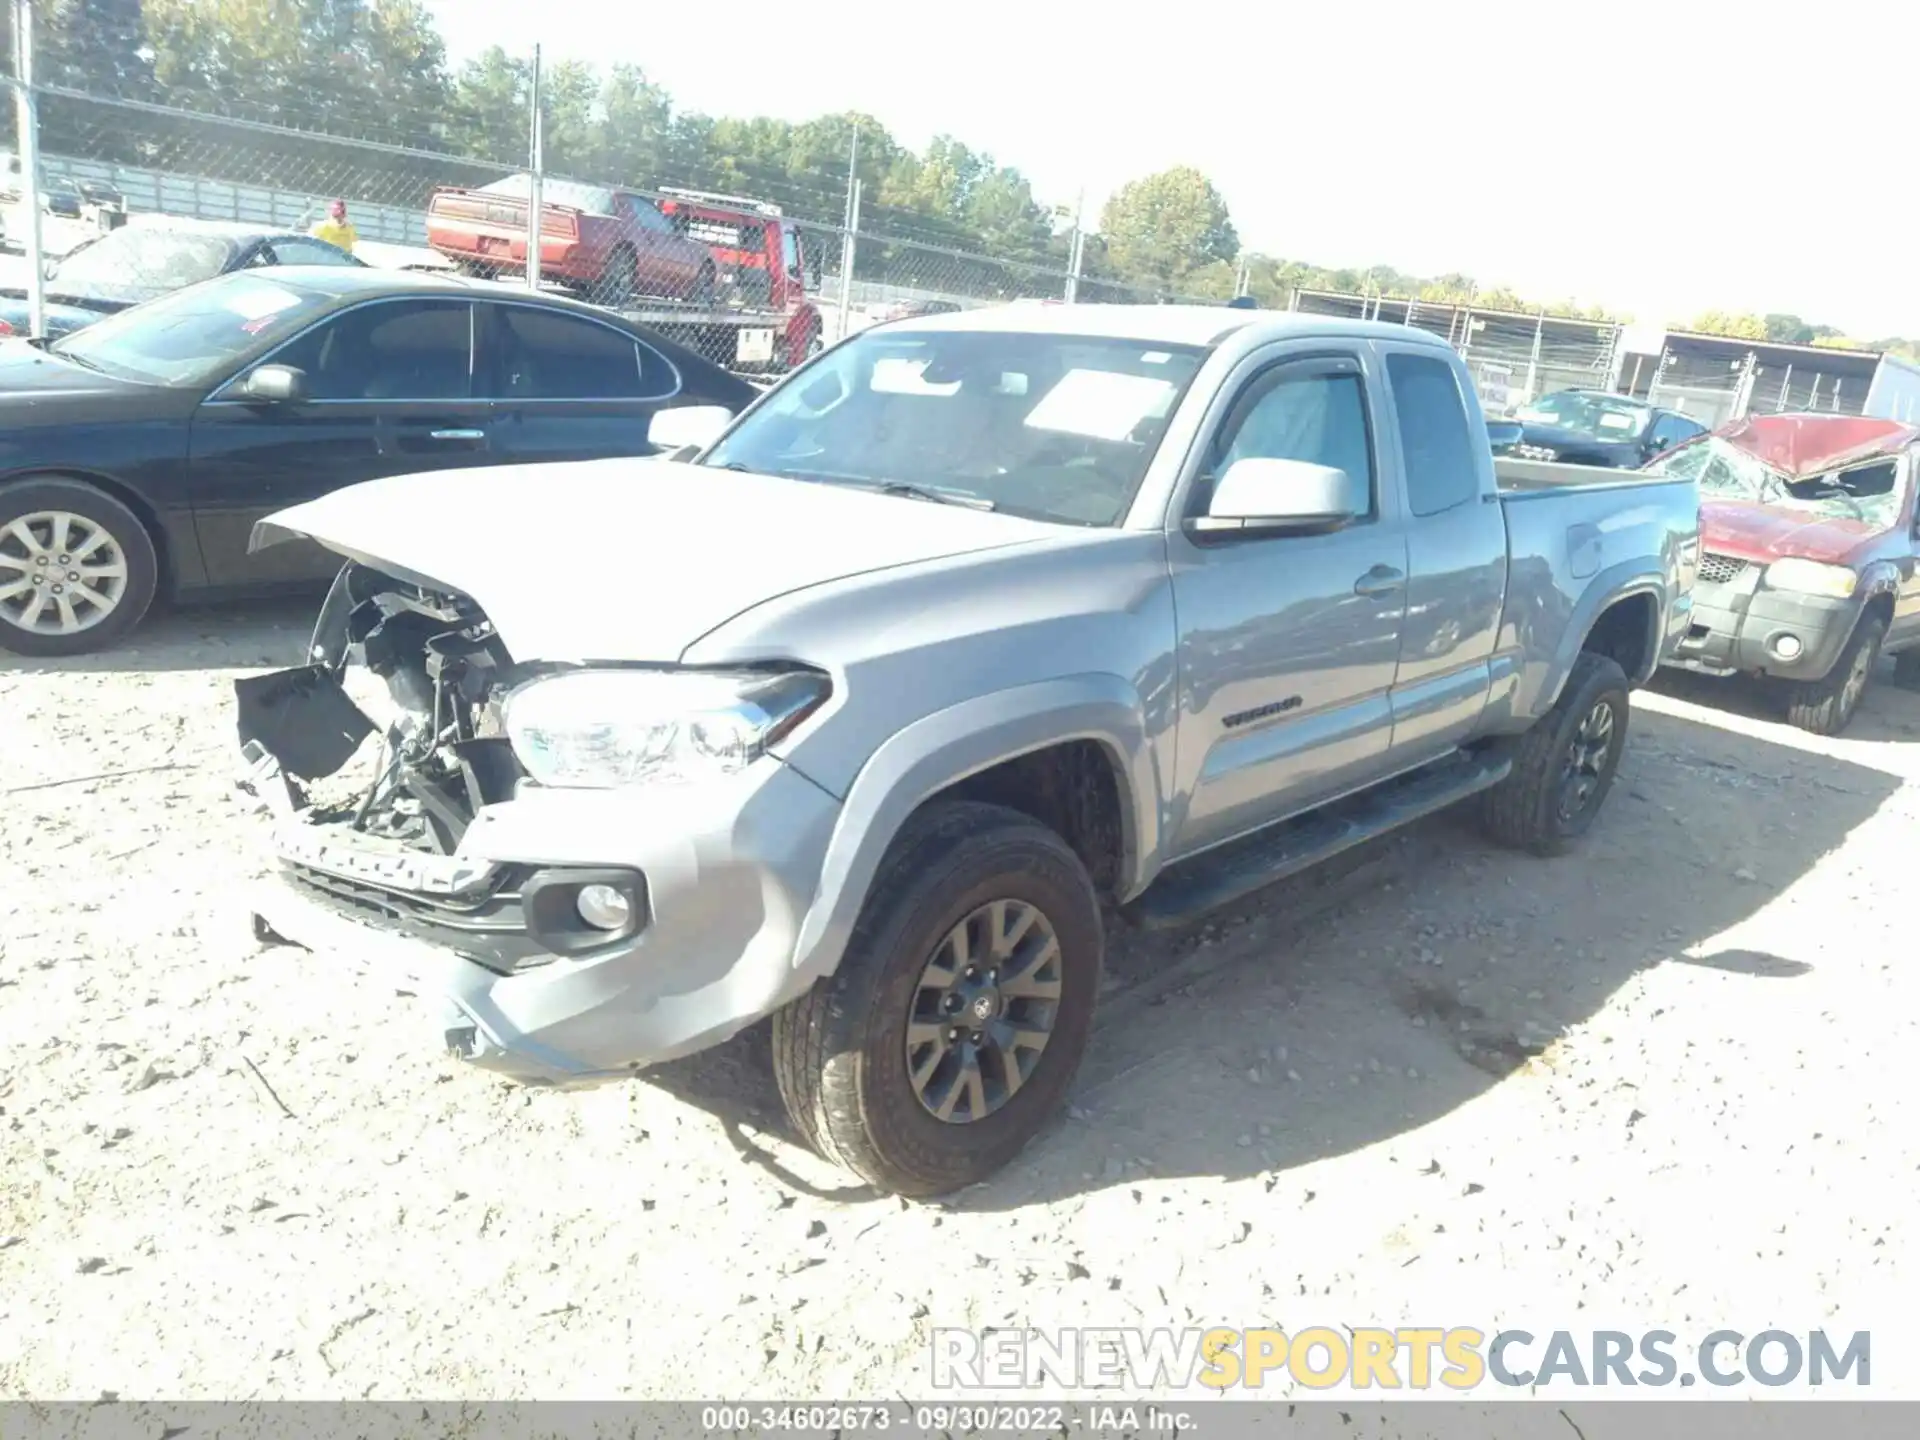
xmin=311 ymin=198 xmax=357 ymax=254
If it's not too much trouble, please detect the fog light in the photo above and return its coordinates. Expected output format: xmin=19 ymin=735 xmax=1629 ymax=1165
xmin=575 ymin=884 xmax=633 ymax=931
xmin=1772 ymin=634 xmax=1803 ymax=661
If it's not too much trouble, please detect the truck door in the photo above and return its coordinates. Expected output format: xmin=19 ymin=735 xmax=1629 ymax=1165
xmin=1166 ymin=348 xmax=1410 ymax=858
xmin=1374 ymin=345 xmax=1508 ymax=760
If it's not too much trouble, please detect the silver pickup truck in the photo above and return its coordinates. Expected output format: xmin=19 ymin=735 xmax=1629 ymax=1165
xmin=233 ymin=306 xmax=1700 ymax=1196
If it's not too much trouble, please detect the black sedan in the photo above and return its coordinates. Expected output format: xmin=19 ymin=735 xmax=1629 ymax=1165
xmin=0 ymin=266 xmax=759 ymax=656
xmin=0 ymin=216 xmax=367 ymax=341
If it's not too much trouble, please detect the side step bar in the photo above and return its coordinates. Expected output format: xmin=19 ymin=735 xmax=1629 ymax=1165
xmin=1122 ymin=749 xmax=1512 ymax=932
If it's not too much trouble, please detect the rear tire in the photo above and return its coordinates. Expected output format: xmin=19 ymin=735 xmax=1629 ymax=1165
xmin=1784 ymin=612 xmax=1884 ymax=736
xmin=771 ymin=800 xmax=1103 ymax=1197
xmin=1475 ymin=651 xmax=1631 ymax=857
xmin=0 ymin=476 xmax=159 ymax=658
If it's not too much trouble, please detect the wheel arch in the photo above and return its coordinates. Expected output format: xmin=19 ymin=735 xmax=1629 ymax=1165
xmin=785 ymin=675 xmax=1161 ymax=989
xmin=0 ymin=467 xmax=178 ymax=597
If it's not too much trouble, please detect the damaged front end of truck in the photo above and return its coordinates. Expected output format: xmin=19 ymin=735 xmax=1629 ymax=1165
xmin=235 ymin=561 xmax=527 ymax=859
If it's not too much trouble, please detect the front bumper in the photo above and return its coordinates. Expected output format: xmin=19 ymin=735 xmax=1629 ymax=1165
xmin=1664 ymin=557 xmax=1862 ymax=681
xmin=242 ymin=758 xmax=841 ymax=1087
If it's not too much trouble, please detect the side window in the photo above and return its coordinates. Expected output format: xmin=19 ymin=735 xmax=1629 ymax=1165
xmin=627 ymin=197 xmax=671 ymax=234
xmin=1210 ymin=364 xmax=1376 ymax=519
xmin=1649 ymin=413 xmax=1704 ymax=452
xmin=269 ymin=237 xmax=360 ymax=266
xmin=269 ymin=300 xmax=473 ymax=400
xmin=1385 ymin=351 xmax=1480 ymax=517
xmin=485 ymin=304 xmax=677 ymax=401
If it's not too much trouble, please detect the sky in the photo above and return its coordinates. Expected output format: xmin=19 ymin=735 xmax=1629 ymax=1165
xmin=427 ymin=0 xmax=1920 ymax=336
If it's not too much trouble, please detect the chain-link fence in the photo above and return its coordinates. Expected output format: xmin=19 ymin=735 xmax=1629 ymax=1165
xmin=0 ymin=30 xmax=1209 ymax=373
xmin=1290 ymin=288 xmax=1622 ymax=418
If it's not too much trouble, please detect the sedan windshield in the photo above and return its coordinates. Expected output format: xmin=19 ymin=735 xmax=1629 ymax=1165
xmin=702 ymin=328 xmax=1208 ymax=525
xmin=1515 ymin=392 xmax=1653 ymax=442
xmin=48 ymin=228 xmax=236 ymax=305
xmin=52 ymin=272 xmax=332 ymax=386
xmin=1650 ymin=436 xmax=1908 ymax=528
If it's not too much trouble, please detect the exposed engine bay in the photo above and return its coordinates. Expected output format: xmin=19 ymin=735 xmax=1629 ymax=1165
xmin=235 ymin=563 xmax=533 ymax=856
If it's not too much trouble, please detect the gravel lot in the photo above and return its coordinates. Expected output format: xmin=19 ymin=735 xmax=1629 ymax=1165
xmin=2 ymin=601 xmax=1917 ymax=1402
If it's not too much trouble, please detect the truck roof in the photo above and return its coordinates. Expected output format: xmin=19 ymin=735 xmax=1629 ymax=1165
xmin=889 ymin=302 xmax=1461 ymax=353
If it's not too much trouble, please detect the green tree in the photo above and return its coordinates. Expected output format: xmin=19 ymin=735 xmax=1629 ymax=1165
xmin=1686 ymin=311 xmax=1768 ymax=340
xmin=1099 ymin=165 xmax=1238 ymax=289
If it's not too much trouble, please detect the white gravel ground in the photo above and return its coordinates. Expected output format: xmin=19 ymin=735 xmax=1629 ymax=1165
xmin=2 ymin=600 xmax=1916 ymax=1404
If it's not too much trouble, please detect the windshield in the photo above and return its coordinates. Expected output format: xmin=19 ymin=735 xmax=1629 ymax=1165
xmin=1516 ymin=391 xmax=1653 ymax=442
xmin=49 ymin=228 xmax=235 ymax=304
xmin=52 ymin=272 xmax=331 ymax=385
xmin=703 ymin=329 xmax=1208 ymax=525
xmin=1649 ymin=436 xmax=1908 ymax=528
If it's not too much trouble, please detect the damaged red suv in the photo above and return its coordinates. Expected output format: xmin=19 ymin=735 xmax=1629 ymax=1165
xmin=1651 ymin=413 xmax=1920 ymax=735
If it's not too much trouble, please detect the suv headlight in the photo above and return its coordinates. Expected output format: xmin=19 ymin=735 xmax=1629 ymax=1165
xmin=1763 ymin=558 xmax=1858 ymax=599
xmin=502 ymin=667 xmax=830 ymax=789
xmin=1513 ymin=443 xmax=1560 ymax=461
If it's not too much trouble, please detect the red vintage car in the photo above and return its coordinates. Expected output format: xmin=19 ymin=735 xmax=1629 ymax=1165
xmin=1650 ymin=413 xmax=1920 ymax=735
xmin=425 ymin=174 xmax=716 ymax=306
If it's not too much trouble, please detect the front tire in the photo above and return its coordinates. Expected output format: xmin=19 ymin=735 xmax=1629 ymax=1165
xmin=1475 ymin=651 xmax=1631 ymax=857
xmin=1785 ymin=612 xmax=1885 ymax=735
xmin=0 ymin=477 xmax=158 ymax=657
xmin=771 ymin=800 xmax=1104 ymax=1197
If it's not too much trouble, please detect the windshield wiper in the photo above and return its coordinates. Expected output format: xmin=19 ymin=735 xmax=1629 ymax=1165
xmin=865 ymin=481 xmax=996 ymax=510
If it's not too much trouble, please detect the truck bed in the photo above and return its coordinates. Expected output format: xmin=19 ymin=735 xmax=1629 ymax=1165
xmin=1494 ymin=455 xmax=1670 ymax=494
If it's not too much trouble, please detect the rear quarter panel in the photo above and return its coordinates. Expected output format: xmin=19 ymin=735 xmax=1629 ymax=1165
xmin=1488 ymin=475 xmax=1699 ymax=730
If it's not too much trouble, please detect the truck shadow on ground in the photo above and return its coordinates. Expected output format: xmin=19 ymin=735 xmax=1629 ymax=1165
xmin=643 ymin=699 xmax=1900 ymax=1208
xmin=1648 ymin=663 xmax=1920 ymax=744
xmin=0 ymin=595 xmax=319 ymax=676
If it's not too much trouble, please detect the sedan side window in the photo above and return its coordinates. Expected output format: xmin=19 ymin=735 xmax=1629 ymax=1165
xmin=269 ymin=300 xmax=474 ymax=400
xmin=483 ymin=305 xmax=677 ymax=401
xmin=1207 ymin=367 xmax=1377 ymax=521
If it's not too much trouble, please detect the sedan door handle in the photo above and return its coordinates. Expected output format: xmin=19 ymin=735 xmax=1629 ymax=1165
xmin=429 ymin=428 xmax=486 ymax=441
xmin=1353 ymin=564 xmax=1406 ymax=598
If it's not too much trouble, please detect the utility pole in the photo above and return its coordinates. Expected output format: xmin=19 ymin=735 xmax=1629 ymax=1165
xmin=836 ymin=125 xmax=860 ymax=340
xmin=11 ymin=0 xmax=47 ymax=338
xmin=525 ymin=44 xmax=543 ymax=293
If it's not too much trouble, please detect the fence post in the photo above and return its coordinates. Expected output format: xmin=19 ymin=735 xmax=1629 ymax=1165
xmin=10 ymin=0 xmax=47 ymax=339
xmin=1523 ymin=310 xmax=1544 ymax=403
xmin=525 ymin=44 xmax=543 ymax=293
xmin=836 ymin=179 xmax=861 ymax=343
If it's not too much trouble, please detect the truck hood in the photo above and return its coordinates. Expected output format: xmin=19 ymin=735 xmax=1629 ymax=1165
xmin=255 ymin=457 xmax=1066 ymax=662
xmin=1700 ymin=497 xmax=1884 ymax=565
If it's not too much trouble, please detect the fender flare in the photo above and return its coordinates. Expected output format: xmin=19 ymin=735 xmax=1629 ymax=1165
xmin=1525 ymin=562 xmax=1668 ymax=718
xmin=785 ymin=674 xmax=1159 ymax=987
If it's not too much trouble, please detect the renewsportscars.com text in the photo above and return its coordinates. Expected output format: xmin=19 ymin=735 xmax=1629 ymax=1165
xmin=930 ymin=1326 xmax=1871 ymax=1391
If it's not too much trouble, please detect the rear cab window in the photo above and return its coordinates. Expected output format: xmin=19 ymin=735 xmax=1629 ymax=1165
xmin=1385 ymin=351 xmax=1481 ymax=516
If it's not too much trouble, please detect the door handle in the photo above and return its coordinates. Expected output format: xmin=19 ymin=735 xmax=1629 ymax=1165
xmin=429 ymin=428 xmax=486 ymax=441
xmin=1353 ymin=564 xmax=1405 ymax=598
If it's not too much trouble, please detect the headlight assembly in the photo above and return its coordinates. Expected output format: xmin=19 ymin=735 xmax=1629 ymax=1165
xmin=502 ymin=667 xmax=830 ymax=789
xmin=1512 ymin=443 xmax=1560 ymax=461
xmin=1763 ymin=558 xmax=1858 ymax=599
